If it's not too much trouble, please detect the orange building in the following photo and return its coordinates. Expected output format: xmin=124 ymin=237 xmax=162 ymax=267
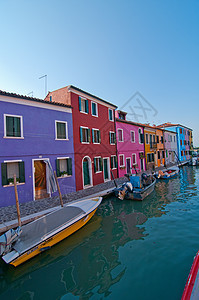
xmin=155 ymin=128 xmax=165 ymax=167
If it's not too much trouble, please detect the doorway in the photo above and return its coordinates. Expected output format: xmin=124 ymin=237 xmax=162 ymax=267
xmin=83 ymin=156 xmax=92 ymax=187
xmin=103 ymin=158 xmax=110 ymax=181
xmin=34 ymin=160 xmax=49 ymax=200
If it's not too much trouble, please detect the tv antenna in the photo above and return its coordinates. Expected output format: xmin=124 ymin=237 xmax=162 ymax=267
xmin=39 ymin=74 xmax=47 ymax=97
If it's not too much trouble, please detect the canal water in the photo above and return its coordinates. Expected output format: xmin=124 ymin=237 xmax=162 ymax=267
xmin=0 ymin=166 xmax=199 ymax=300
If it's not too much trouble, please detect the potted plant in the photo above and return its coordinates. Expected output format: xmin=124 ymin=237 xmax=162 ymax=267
xmin=8 ymin=177 xmax=20 ymax=185
xmin=60 ymin=171 xmax=67 ymax=177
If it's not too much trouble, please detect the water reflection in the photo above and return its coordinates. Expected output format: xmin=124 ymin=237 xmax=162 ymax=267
xmin=0 ymin=166 xmax=198 ymax=299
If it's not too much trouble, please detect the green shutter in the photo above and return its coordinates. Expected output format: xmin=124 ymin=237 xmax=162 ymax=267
xmin=67 ymin=158 xmax=72 ymax=175
xmin=1 ymin=163 xmax=7 ymax=186
xmin=6 ymin=116 xmax=13 ymax=137
xmin=94 ymin=158 xmax=96 ymax=173
xmin=92 ymin=102 xmax=96 ymax=115
xmin=14 ymin=117 xmax=21 ymax=137
xmin=109 ymin=132 xmax=111 ymax=144
xmin=115 ymin=156 xmax=118 ymax=168
xmin=18 ymin=161 xmax=25 ymax=183
xmin=79 ymin=97 xmax=82 ymax=111
xmin=100 ymin=158 xmax=103 ymax=171
xmin=56 ymin=159 xmax=61 ymax=177
xmin=111 ymin=157 xmax=113 ymax=169
xmin=80 ymin=127 xmax=83 ymax=142
xmin=92 ymin=129 xmax=94 ymax=143
xmin=99 ymin=130 xmax=101 ymax=143
xmin=88 ymin=129 xmax=91 ymax=143
xmin=86 ymin=100 xmax=89 ymax=113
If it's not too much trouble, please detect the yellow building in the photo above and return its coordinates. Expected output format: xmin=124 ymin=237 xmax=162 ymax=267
xmin=144 ymin=125 xmax=156 ymax=171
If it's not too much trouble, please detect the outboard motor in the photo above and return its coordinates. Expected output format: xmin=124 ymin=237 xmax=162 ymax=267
xmin=0 ymin=227 xmax=22 ymax=256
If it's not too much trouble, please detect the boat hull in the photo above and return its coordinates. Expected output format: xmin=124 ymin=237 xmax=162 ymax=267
xmin=125 ymin=178 xmax=156 ymax=201
xmin=182 ymin=251 xmax=199 ymax=300
xmin=9 ymin=208 xmax=97 ymax=267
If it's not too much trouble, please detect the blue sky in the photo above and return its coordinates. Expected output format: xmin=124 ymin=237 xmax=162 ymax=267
xmin=1 ymin=0 xmax=199 ymax=145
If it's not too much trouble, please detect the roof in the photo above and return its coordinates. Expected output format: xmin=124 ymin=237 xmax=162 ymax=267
xmin=116 ymin=118 xmax=145 ymax=127
xmin=68 ymin=85 xmax=117 ymax=108
xmin=157 ymin=122 xmax=193 ymax=131
xmin=0 ymin=90 xmax=72 ymax=108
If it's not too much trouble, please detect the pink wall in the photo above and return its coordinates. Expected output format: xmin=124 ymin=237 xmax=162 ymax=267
xmin=116 ymin=120 xmax=145 ymax=177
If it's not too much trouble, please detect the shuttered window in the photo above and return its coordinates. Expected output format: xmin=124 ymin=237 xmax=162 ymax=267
xmin=1 ymin=161 xmax=25 ymax=186
xmin=109 ymin=109 xmax=113 ymax=121
xmin=80 ymin=127 xmax=91 ymax=143
xmin=4 ymin=115 xmax=22 ymax=137
xmin=94 ymin=157 xmax=103 ymax=173
xmin=56 ymin=158 xmax=72 ymax=177
xmin=109 ymin=132 xmax=116 ymax=144
xmin=92 ymin=129 xmax=101 ymax=144
xmin=91 ymin=102 xmax=98 ymax=116
xmin=56 ymin=121 xmax=68 ymax=140
xmin=79 ymin=97 xmax=89 ymax=113
xmin=111 ymin=156 xmax=117 ymax=169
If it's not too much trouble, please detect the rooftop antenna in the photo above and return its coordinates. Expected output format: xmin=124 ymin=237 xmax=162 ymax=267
xmin=39 ymin=74 xmax=47 ymax=97
xmin=27 ymin=91 xmax=33 ymax=97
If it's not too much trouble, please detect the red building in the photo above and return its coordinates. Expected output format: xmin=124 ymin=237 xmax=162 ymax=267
xmin=46 ymin=85 xmax=118 ymax=191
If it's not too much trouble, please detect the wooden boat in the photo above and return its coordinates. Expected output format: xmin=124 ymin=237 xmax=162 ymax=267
xmin=0 ymin=197 xmax=102 ymax=267
xmin=182 ymin=251 xmax=199 ymax=300
xmin=155 ymin=166 xmax=179 ymax=179
xmin=114 ymin=174 xmax=156 ymax=201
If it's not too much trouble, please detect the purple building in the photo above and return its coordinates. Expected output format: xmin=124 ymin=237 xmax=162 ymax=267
xmin=0 ymin=91 xmax=76 ymax=207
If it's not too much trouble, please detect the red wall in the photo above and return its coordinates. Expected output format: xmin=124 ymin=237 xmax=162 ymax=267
xmin=71 ymin=92 xmax=118 ymax=191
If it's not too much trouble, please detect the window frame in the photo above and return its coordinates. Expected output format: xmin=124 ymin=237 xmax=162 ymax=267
xmin=111 ymin=155 xmax=117 ymax=169
xmin=56 ymin=157 xmax=72 ymax=177
xmin=80 ymin=126 xmax=90 ymax=144
xmin=94 ymin=156 xmax=103 ymax=173
xmin=119 ymin=154 xmax=125 ymax=167
xmin=132 ymin=153 xmax=136 ymax=165
xmin=79 ymin=97 xmax=89 ymax=114
xmin=91 ymin=101 xmax=98 ymax=117
xmin=1 ymin=160 xmax=25 ymax=187
xmin=92 ymin=128 xmax=101 ymax=144
xmin=55 ymin=120 xmax=68 ymax=140
xmin=117 ymin=128 xmax=124 ymax=142
xmin=4 ymin=114 xmax=24 ymax=139
xmin=109 ymin=131 xmax=116 ymax=145
xmin=108 ymin=108 xmax=114 ymax=122
xmin=130 ymin=130 xmax=135 ymax=143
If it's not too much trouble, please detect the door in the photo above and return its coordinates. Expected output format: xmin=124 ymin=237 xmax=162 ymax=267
xmin=83 ymin=158 xmax=91 ymax=186
xmin=34 ymin=160 xmax=49 ymax=200
xmin=140 ymin=158 xmax=144 ymax=171
xmin=103 ymin=158 xmax=110 ymax=181
xmin=126 ymin=158 xmax=131 ymax=174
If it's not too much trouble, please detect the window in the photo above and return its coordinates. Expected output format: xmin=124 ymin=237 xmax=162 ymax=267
xmin=139 ymin=128 xmax=144 ymax=143
xmin=94 ymin=157 xmax=103 ymax=173
xmin=132 ymin=154 xmax=136 ymax=165
xmin=181 ymin=150 xmax=184 ymax=156
xmin=4 ymin=114 xmax=23 ymax=138
xmin=92 ymin=129 xmax=101 ymax=144
xmin=158 ymin=151 xmax=160 ymax=159
xmin=156 ymin=136 xmax=159 ymax=144
xmin=145 ymin=133 xmax=149 ymax=144
xmin=153 ymin=135 xmax=155 ymax=143
xmin=109 ymin=132 xmax=116 ymax=144
xmin=117 ymin=129 xmax=123 ymax=142
xmin=1 ymin=161 xmax=25 ymax=186
xmin=180 ymin=128 xmax=182 ymax=134
xmin=108 ymin=109 xmax=114 ymax=121
xmin=161 ymin=136 xmax=163 ymax=143
xmin=170 ymin=136 xmax=172 ymax=142
xmin=111 ymin=155 xmax=117 ymax=169
xmin=174 ymin=136 xmax=176 ymax=142
xmin=180 ymin=140 xmax=182 ymax=146
xmin=119 ymin=154 xmax=125 ymax=167
xmin=162 ymin=151 xmax=165 ymax=159
xmin=91 ymin=102 xmax=98 ymax=117
xmin=147 ymin=153 xmax=154 ymax=163
xmin=79 ymin=97 xmax=89 ymax=113
xmin=56 ymin=158 xmax=72 ymax=177
xmin=55 ymin=121 xmax=68 ymax=140
xmin=131 ymin=131 xmax=135 ymax=143
xmin=80 ymin=127 xmax=91 ymax=143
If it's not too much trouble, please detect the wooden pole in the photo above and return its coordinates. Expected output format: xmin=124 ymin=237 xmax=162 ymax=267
xmin=14 ymin=174 xmax=21 ymax=227
xmin=54 ymin=171 xmax=63 ymax=207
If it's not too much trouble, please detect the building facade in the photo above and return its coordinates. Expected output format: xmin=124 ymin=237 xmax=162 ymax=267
xmin=155 ymin=128 xmax=165 ymax=168
xmin=115 ymin=111 xmax=145 ymax=177
xmin=158 ymin=123 xmax=192 ymax=162
xmin=46 ymin=85 xmax=118 ymax=191
xmin=0 ymin=91 xmax=75 ymax=207
xmin=163 ymin=130 xmax=178 ymax=165
xmin=144 ymin=125 xmax=156 ymax=171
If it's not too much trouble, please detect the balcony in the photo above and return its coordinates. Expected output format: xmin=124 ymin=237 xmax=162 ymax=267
xmin=150 ymin=142 xmax=157 ymax=149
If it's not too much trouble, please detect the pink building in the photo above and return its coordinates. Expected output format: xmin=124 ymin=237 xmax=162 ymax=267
xmin=116 ymin=111 xmax=145 ymax=177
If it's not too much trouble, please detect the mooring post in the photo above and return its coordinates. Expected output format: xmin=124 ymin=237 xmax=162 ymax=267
xmin=54 ymin=171 xmax=63 ymax=207
xmin=14 ymin=174 xmax=21 ymax=227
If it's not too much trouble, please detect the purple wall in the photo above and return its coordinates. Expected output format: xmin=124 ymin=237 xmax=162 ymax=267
xmin=0 ymin=99 xmax=76 ymax=207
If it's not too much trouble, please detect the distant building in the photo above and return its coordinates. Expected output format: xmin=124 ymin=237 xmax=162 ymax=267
xmin=157 ymin=123 xmax=193 ymax=162
xmin=0 ymin=90 xmax=75 ymax=207
xmin=163 ymin=130 xmax=178 ymax=165
xmin=144 ymin=125 xmax=156 ymax=171
xmin=46 ymin=85 xmax=118 ymax=190
xmin=115 ymin=110 xmax=145 ymax=177
xmin=155 ymin=128 xmax=165 ymax=167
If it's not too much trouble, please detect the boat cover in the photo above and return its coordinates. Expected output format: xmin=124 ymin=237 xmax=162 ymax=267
xmin=13 ymin=206 xmax=84 ymax=254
